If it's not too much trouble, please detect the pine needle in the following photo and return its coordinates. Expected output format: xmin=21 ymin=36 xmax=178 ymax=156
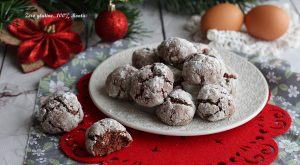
xmin=37 ymin=0 xmax=146 ymax=38
xmin=160 ymin=0 xmax=257 ymax=14
xmin=0 ymin=0 xmax=36 ymax=30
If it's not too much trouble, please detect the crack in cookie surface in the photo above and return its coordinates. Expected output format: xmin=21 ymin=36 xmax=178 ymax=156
xmin=38 ymin=93 xmax=83 ymax=134
xmin=196 ymin=84 xmax=235 ymax=121
xmin=198 ymin=98 xmax=222 ymax=113
xmin=197 ymin=97 xmax=234 ymax=121
xmin=48 ymin=120 xmax=64 ymax=132
xmin=130 ymin=63 xmax=174 ymax=107
xmin=156 ymin=89 xmax=195 ymax=126
xmin=182 ymin=53 xmax=225 ymax=85
xmin=54 ymin=98 xmax=79 ymax=116
xmin=106 ymin=65 xmax=137 ymax=99
xmin=169 ymin=95 xmax=192 ymax=107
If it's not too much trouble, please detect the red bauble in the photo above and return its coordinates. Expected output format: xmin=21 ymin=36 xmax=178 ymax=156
xmin=95 ymin=10 xmax=128 ymax=42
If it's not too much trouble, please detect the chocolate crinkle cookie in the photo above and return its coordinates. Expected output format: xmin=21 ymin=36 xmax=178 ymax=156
xmin=157 ymin=37 xmax=197 ymax=67
xmin=132 ymin=48 xmax=160 ymax=69
xmin=181 ymin=81 xmax=202 ymax=101
xmin=85 ymin=118 xmax=133 ymax=156
xmin=156 ymin=89 xmax=195 ymax=126
xmin=182 ymin=52 xmax=226 ymax=85
xmin=37 ymin=92 xmax=84 ymax=134
xmin=197 ymin=84 xmax=235 ymax=122
xmin=130 ymin=63 xmax=174 ymax=107
xmin=168 ymin=65 xmax=182 ymax=85
xmin=106 ymin=64 xmax=138 ymax=100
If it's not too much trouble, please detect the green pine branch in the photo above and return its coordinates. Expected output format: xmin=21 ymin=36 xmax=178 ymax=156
xmin=0 ymin=0 xmax=36 ymax=30
xmin=160 ymin=0 xmax=258 ymax=14
xmin=37 ymin=0 xmax=143 ymax=14
xmin=37 ymin=0 xmax=146 ymax=38
xmin=37 ymin=0 xmax=87 ymax=14
xmin=1 ymin=0 xmax=256 ymax=39
xmin=120 ymin=6 xmax=148 ymax=39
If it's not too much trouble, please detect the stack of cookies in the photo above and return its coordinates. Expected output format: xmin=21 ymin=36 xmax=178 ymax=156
xmin=105 ymin=37 xmax=238 ymax=126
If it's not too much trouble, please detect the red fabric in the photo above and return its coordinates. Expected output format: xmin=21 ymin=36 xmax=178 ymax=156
xmin=60 ymin=73 xmax=291 ymax=165
xmin=7 ymin=14 xmax=83 ymax=68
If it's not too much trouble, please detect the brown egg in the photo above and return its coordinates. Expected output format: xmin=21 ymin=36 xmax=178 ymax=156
xmin=245 ymin=5 xmax=289 ymax=41
xmin=200 ymin=3 xmax=244 ymax=33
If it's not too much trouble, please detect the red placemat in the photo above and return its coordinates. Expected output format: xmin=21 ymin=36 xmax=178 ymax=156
xmin=60 ymin=73 xmax=291 ymax=165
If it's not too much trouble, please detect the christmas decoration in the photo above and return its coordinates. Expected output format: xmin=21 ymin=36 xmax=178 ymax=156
xmin=7 ymin=14 xmax=83 ymax=72
xmin=0 ymin=0 xmax=35 ymax=31
xmin=0 ymin=0 xmax=144 ymax=73
xmin=95 ymin=1 xmax=128 ymax=42
xmin=0 ymin=0 xmax=144 ymax=43
xmin=37 ymin=0 xmax=145 ymax=39
xmin=0 ymin=0 xmax=36 ymax=44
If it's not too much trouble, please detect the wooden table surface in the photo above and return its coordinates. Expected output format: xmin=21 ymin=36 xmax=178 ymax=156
xmin=0 ymin=0 xmax=300 ymax=164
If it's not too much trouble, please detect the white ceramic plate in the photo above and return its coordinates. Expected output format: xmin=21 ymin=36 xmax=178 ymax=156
xmin=89 ymin=43 xmax=269 ymax=136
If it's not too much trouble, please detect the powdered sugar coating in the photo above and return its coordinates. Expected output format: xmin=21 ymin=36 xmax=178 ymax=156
xmin=182 ymin=52 xmax=226 ymax=85
xmin=218 ymin=66 xmax=238 ymax=96
xmin=193 ymin=43 xmax=209 ymax=53
xmin=207 ymin=65 xmax=239 ymax=96
xmin=218 ymin=78 xmax=238 ymax=96
xmin=157 ymin=37 xmax=197 ymax=67
xmin=130 ymin=63 xmax=174 ymax=107
xmin=197 ymin=84 xmax=235 ymax=122
xmin=181 ymin=81 xmax=202 ymax=101
xmin=38 ymin=92 xmax=84 ymax=134
xmin=132 ymin=48 xmax=160 ymax=68
xmin=85 ymin=118 xmax=132 ymax=156
xmin=105 ymin=64 xmax=138 ymax=100
xmin=193 ymin=44 xmax=224 ymax=60
xmin=156 ymin=89 xmax=195 ymax=126
xmin=168 ymin=65 xmax=182 ymax=84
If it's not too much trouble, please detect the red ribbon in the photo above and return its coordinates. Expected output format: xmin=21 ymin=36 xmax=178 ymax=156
xmin=7 ymin=14 xmax=83 ymax=68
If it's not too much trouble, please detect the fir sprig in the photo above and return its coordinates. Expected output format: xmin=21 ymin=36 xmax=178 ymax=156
xmin=121 ymin=6 xmax=148 ymax=39
xmin=37 ymin=0 xmax=87 ymax=14
xmin=0 ymin=0 xmax=36 ymax=30
xmin=37 ymin=0 xmax=144 ymax=14
xmin=160 ymin=0 xmax=257 ymax=14
xmin=83 ymin=0 xmax=143 ymax=14
xmin=37 ymin=0 xmax=146 ymax=38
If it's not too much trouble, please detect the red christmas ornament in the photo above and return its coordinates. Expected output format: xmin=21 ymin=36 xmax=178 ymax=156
xmin=95 ymin=3 xmax=128 ymax=42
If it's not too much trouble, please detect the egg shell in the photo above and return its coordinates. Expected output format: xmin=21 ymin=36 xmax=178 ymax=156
xmin=245 ymin=5 xmax=289 ymax=41
xmin=200 ymin=3 xmax=244 ymax=33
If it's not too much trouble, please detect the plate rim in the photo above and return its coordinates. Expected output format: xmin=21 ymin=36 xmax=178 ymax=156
xmin=89 ymin=43 xmax=269 ymax=136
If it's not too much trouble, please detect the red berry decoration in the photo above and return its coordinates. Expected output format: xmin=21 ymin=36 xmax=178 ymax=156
xmin=95 ymin=2 xmax=128 ymax=42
